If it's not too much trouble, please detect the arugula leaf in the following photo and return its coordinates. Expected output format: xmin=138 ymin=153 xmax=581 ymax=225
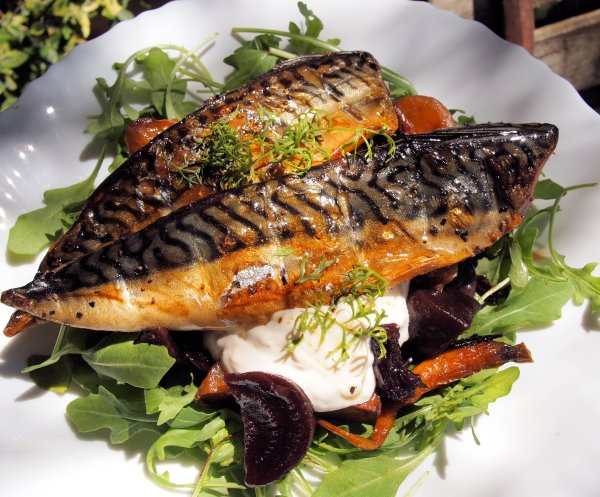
xmin=168 ymin=406 xmax=219 ymax=429
xmin=145 ymin=381 xmax=197 ymax=426
xmin=515 ymin=181 xmax=600 ymax=311
xmin=82 ymin=333 xmax=175 ymax=389
xmin=223 ymin=35 xmax=281 ymax=91
xmin=534 ymin=178 xmax=566 ymax=199
xmin=466 ymin=276 xmax=573 ymax=337
xmin=22 ymin=326 xmax=87 ymax=373
xmin=441 ymin=368 xmax=520 ymax=424
xmin=450 ymin=109 xmax=477 ymax=125
xmin=138 ymin=47 xmax=198 ymax=120
xmin=26 ymin=354 xmax=73 ymax=394
xmin=288 ymin=2 xmax=329 ymax=54
xmin=230 ymin=2 xmax=414 ymax=97
xmin=513 ymin=226 xmax=556 ymax=280
xmin=7 ymin=154 xmax=102 ymax=256
xmin=313 ymin=447 xmax=438 ymax=497
xmin=508 ymin=238 xmax=529 ymax=290
xmin=146 ymin=417 xmax=227 ymax=477
xmin=555 ymin=256 xmax=600 ymax=310
xmin=67 ymin=385 xmax=159 ymax=444
xmin=87 ymin=42 xmax=219 ymax=171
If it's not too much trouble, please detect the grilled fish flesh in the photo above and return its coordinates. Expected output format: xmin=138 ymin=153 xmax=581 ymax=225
xmin=40 ymin=50 xmax=397 ymax=273
xmin=1 ymin=123 xmax=558 ymax=332
xmin=3 ymin=51 xmax=397 ymax=336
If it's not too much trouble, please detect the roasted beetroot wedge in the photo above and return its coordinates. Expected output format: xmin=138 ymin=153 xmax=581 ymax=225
xmin=225 ymin=372 xmax=316 ymax=487
xmin=371 ymin=324 xmax=424 ymax=402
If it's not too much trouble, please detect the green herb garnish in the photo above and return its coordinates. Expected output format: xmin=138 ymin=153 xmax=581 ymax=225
xmin=289 ymin=264 xmax=389 ymax=361
xmin=296 ymin=255 xmax=335 ymax=284
xmin=229 ymin=2 xmax=416 ymax=98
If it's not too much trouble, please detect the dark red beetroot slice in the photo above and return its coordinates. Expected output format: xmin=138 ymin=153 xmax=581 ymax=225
xmin=225 ymin=372 xmax=316 ymax=487
xmin=402 ymin=287 xmax=480 ymax=363
xmin=371 ymin=324 xmax=424 ymax=402
xmin=135 ymin=328 xmax=214 ymax=373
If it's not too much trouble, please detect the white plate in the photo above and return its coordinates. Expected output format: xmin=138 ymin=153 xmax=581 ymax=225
xmin=1 ymin=1 xmax=599 ymax=496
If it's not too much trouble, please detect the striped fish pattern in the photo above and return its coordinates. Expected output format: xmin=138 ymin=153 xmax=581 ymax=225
xmin=1 ymin=123 xmax=558 ymax=332
xmin=3 ymin=51 xmax=397 ymax=336
xmin=40 ymin=51 xmax=397 ymax=273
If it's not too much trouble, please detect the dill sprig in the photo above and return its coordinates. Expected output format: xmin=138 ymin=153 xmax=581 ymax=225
xmin=174 ymin=156 xmax=202 ymax=188
xmin=344 ymin=125 xmax=398 ymax=163
xmin=296 ymin=256 xmax=335 ymax=284
xmin=340 ymin=264 xmax=388 ymax=298
xmin=255 ymin=109 xmax=333 ymax=175
xmin=169 ymin=107 xmax=397 ymax=191
xmin=287 ymin=264 xmax=389 ymax=361
xmin=199 ymin=118 xmax=255 ymax=190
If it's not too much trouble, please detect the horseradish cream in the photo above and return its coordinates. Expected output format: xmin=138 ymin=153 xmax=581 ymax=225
xmin=204 ymin=283 xmax=410 ymax=412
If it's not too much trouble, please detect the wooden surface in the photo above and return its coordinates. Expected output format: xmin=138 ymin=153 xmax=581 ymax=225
xmin=426 ymin=0 xmax=600 ymax=102
xmin=428 ymin=0 xmax=474 ymax=19
xmin=503 ymin=0 xmax=535 ymax=53
xmin=535 ymin=9 xmax=600 ymax=90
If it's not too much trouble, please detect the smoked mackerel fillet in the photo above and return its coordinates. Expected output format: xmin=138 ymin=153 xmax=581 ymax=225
xmin=40 ymin=51 xmax=397 ymax=273
xmin=2 ymin=50 xmax=397 ymax=336
xmin=1 ymin=123 xmax=558 ymax=332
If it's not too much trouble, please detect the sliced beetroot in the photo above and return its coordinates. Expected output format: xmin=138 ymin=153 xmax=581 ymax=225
xmin=410 ymin=263 xmax=459 ymax=292
xmin=135 ymin=328 xmax=214 ymax=373
xmin=402 ymin=287 xmax=480 ymax=362
xmin=225 ymin=371 xmax=315 ymax=487
xmin=171 ymin=331 xmax=214 ymax=373
xmin=135 ymin=327 xmax=179 ymax=355
xmin=371 ymin=324 xmax=424 ymax=402
xmin=447 ymin=260 xmax=478 ymax=297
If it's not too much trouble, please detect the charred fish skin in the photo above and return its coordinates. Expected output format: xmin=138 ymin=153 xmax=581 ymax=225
xmin=1 ymin=123 xmax=558 ymax=332
xmin=2 ymin=50 xmax=396 ymax=337
xmin=39 ymin=51 xmax=397 ymax=274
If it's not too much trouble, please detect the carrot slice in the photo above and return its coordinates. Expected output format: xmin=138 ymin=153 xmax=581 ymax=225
xmin=196 ymin=362 xmax=232 ymax=403
xmin=124 ymin=117 xmax=178 ymax=153
xmin=321 ymin=393 xmax=382 ymax=423
xmin=405 ymin=340 xmax=532 ymax=405
xmin=317 ymin=340 xmax=532 ymax=450
xmin=317 ymin=404 xmax=397 ymax=450
xmin=394 ymin=95 xmax=455 ymax=134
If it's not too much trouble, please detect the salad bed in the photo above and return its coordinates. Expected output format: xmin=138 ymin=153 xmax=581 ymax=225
xmin=3 ymin=3 xmax=600 ymax=497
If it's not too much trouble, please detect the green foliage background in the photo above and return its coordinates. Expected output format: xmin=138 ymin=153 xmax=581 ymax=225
xmin=0 ymin=0 xmax=134 ymax=111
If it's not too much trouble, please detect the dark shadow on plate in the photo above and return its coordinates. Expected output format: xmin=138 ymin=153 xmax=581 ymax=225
xmin=433 ymin=435 xmax=448 ymax=479
xmin=431 ymin=419 xmax=482 ymax=479
xmin=4 ymin=248 xmax=38 ymax=267
xmin=582 ymin=302 xmax=600 ymax=332
xmin=15 ymin=384 xmax=49 ymax=401
xmin=79 ymin=133 xmax=107 ymax=163
xmin=0 ymin=322 xmax=60 ymax=379
xmin=0 ymin=322 xmax=60 ymax=401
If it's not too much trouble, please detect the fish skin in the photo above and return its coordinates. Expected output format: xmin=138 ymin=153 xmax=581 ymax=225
xmin=3 ymin=51 xmax=397 ymax=336
xmin=1 ymin=123 xmax=558 ymax=332
xmin=39 ymin=51 xmax=397 ymax=274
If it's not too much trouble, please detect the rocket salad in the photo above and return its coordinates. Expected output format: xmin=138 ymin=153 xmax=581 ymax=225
xmin=2 ymin=3 xmax=600 ymax=497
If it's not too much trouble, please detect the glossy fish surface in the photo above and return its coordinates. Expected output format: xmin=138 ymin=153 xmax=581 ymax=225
xmin=40 ymin=51 xmax=398 ymax=273
xmin=3 ymin=51 xmax=397 ymax=336
xmin=1 ymin=123 xmax=558 ymax=332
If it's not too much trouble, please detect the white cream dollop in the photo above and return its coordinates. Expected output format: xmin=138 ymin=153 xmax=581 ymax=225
xmin=204 ymin=284 xmax=410 ymax=412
